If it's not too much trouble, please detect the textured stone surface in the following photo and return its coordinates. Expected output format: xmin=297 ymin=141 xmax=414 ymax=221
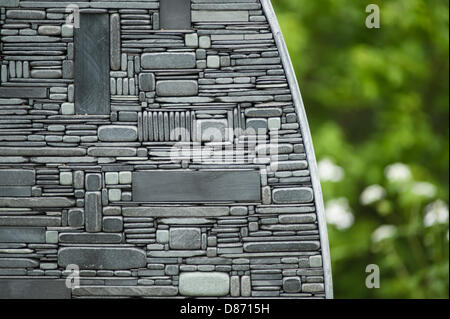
xmin=0 ymin=0 xmax=329 ymax=300
xmin=74 ymin=13 xmax=110 ymax=115
xmin=272 ymin=187 xmax=314 ymax=204
xmin=156 ymin=80 xmax=198 ymax=97
xmin=0 ymin=279 xmax=70 ymax=299
xmin=133 ymin=171 xmax=261 ymax=202
xmin=243 ymin=241 xmax=320 ymax=252
xmin=142 ymin=53 xmax=196 ymax=69
xmin=72 ymin=286 xmax=177 ymax=297
xmin=169 ymin=228 xmax=201 ymax=250
xmin=98 ymin=126 xmax=138 ymax=142
xmin=0 ymin=227 xmax=45 ymax=243
xmin=179 ymin=272 xmax=230 ymax=296
xmin=58 ymin=247 xmax=146 ymax=270
xmin=283 ymin=277 xmax=302 ymax=293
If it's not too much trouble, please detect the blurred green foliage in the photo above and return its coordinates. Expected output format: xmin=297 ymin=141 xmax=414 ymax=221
xmin=272 ymin=0 xmax=449 ymax=298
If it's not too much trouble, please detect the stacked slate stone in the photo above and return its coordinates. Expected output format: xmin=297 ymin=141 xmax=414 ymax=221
xmin=0 ymin=0 xmax=332 ymax=299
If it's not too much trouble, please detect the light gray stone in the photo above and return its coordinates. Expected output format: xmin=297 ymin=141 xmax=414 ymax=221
xmin=98 ymin=125 xmax=137 ymax=142
xmin=302 ymin=283 xmax=324 ymax=293
xmin=279 ymin=214 xmax=317 ymax=224
xmin=230 ymin=275 xmax=240 ymax=297
xmin=271 ymin=161 xmax=308 ymax=171
xmin=199 ymin=35 xmax=211 ymax=48
xmin=241 ymin=276 xmax=251 ymax=297
xmin=243 ymin=241 xmax=320 ymax=252
xmin=108 ymin=189 xmax=121 ymax=202
xmin=156 ymin=230 xmax=169 ymax=244
xmin=31 ymin=70 xmax=62 ymax=79
xmin=7 ymin=10 xmax=45 ymax=19
xmin=61 ymin=102 xmax=74 ymax=115
xmin=105 ymin=172 xmax=119 ymax=185
xmin=2 ymin=0 xmax=19 ymax=7
xmin=156 ymin=80 xmax=198 ymax=97
xmin=309 ymin=255 xmax=323 ymax=268
xmin=38 ymin=25 xmax=61 ymax=36
xmin=0 ymin=258 xmax=38 ymax=268
xmin=0 ymin=197 xmax=74 ymax=208
xmin=119 ymin=171 xmax=132 ymax=184
xmin=170 ymin=228 xmax=201 ymax=250
xmin=123 ymin=206 xmax=229 ymax=217
xmin=110 ymin=13 xmax=121 ymax=71
xmin=141 ymin=52 xmax=196 ymax=69
xmin=192 ymin=10 xmax=249 ymax=22
xmin=272 ymin=187 xmax=314 ymax=204
xmin=245 ymin=107 xmax=282 ymax=117
xmin=207 ymin=55 xmax=220 ymax=68
xmin=179 ymin=272 xmax=230 ymax=296
xmin=185 ymin=33 xmax=198 ymax=47
xmin=58 ymin=247 xmax=146 ymax=270
xmin=46 ymin=231 xmax=58 ymax=244
xmin=196 ymin=119 xmax=228 ymax=142
xmin=59 ymin=172 xmax=72 ymax=186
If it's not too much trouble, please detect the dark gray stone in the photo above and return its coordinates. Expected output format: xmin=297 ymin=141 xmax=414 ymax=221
xmin=85 ymin=191 xmax=102 ymax=232
xmin=0 ymin=279 xmax=71 ymax=299
xmin=244 ymin=107 xmax=282 ymax=117
xmin=279 ymin=214 xmax=316 ymax=224
xmin=102 ymin=217 xmax=123 ymax=232
xmin=132 ymin=170 xmax=261 ymax=202
xmin=74 ymin=13 xmax=110 ymax=115
xmin=85 ymin=173 xmax=102 ymax=191
xmin=0 ymin=216 xmax=60 ymax=227
xmin=160 ymin=0 xmax=191 ymax=30
xmin=98 ymin=125 xmax=137 ymax=142
xmin=0 ymin=227 xmax=45 ymax=243
xmin=0 ymin=197 xmax=75 ymax=208
xmin=59 ymin=233 xmax=122 ymax=244
xmin=68 ymin=209 xmax=84 ymax=227
xmin=0 ymin=258 xmax=38 ymax=268
xmin=110 ymin=13 xmax=121 ymax=71
xmin=0 ymin=169 xmax=35 ymax=186
xmin=0 ymin=186 xmax=31 ymax=197
xmin=243 ymin=241 xmax=320 ymax=252
xmin=0 ymin=87 xmax=47 ymax=98
xmin=283 ymin=277 xmax=302 ymax=293
xmin=139 ymin=73 xmax=155 ymax=91
xmin=141 ymin=53 xmax=196 ymax=69
xmin=58 ymin=247 xmax=146 ymax=270
xmin=169 ymin=228 xmax=201 ymax=250
xmin=72 ymin=286 xmax=178 ymax=296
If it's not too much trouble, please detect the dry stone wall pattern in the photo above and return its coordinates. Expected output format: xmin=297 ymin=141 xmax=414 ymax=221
xmin=0 ymin=0 xmax=331 ymax=298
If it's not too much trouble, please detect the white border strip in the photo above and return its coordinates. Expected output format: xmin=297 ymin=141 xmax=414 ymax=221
xmin=261 ymin=0 xmax=334 ymax=298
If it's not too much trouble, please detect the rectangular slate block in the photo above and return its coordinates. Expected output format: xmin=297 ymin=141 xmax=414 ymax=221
xmin=141 ymin=52 xmax=196 ymax=69
xmin=0 ymin=186 xmax=31 ymax=197
xmin=0 ymin=227 xmax=46 ymax=243
xmin=0 ymin=279 xmax=71 ymax=299
xmin=85 ymin=191 xmax=102 ymax=232
xmin=132 ymin=170 xmax=261 ymax=202
xmin=192 ymin=10 xmax=249 ymax=22
xmin=74 ymin=13 xmax=110 ymax=115
xmin=0 ymin=87 xmax=47 ymax=98
xmin=0 ymin=169 xmax=35 ymax=186
xmin=160 ymin=0 xmax=191 ymax=30
xmin=122 ymin=206 xmax=229 ymax=217
xmin=58 ymin=247 xmax=146 ymax=270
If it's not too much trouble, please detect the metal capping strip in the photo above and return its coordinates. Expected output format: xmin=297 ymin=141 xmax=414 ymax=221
xmin=261 ymin=0 xmax=334 ymax=298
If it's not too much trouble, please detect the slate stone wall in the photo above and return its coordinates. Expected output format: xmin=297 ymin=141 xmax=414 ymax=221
xmin=0 ymin=0 xmax=330 ymax=298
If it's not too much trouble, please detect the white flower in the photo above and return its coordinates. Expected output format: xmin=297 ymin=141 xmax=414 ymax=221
xmin=423 ymin=200 xmax=449 ymax=227
xmin=411 ymin=182 xmax=437 ymax=198
xmin=325 ymin=198 xmax=354 ymax=230
xmin=360 ymin=184 xmax=386 ymax=205
xmin=318 ymin=158 xmax=344 ymax=182
xmin=385 ymin=163 xmax=412 ymax=182
xmin=371 ymin=225 xmax=397 ymax=243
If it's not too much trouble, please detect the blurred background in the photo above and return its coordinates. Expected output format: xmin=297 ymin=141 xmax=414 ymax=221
xmin=272 ymin=0 xmax=449 ymax=298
